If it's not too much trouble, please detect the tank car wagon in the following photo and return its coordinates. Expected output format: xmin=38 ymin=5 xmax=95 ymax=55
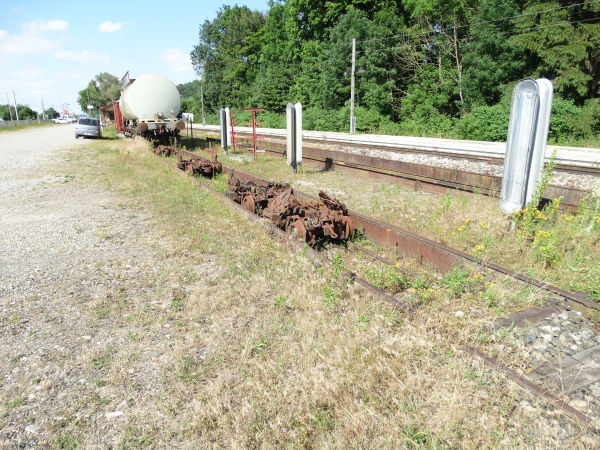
xmin=113 ymin=73 xmax=185 ymax=145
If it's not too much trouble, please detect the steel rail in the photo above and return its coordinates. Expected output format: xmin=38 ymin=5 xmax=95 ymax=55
xmin=180 ymin=149 xmax=598 ymax=312
xmin=192 ymin=127 xmax=595 ymax=208
xmin=193 ymin=124 xmax=600 ymax=172
xmin=166 ymin=150 xmax=600 ymax=433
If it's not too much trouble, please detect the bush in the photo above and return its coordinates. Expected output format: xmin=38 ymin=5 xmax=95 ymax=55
xmin=456 ymin=103 xmax=510 ymax=141
xmin=549 ymin=97 xmax=600 ymax=145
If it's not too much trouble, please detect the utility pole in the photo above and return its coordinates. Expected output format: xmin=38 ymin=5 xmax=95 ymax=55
xmin=13 ymin=91 xmax=19 ymax=121
xmin=41 ymin=98 xmax=45 ymax=120
xmin=350 ymin=37 xmax=356 ymax=134
xmin=6 ymin=93 xmax=13 ymax=120
xmin=200 ymin=83 xmax=206 ymax=125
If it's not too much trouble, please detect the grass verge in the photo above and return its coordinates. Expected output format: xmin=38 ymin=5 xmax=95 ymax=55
xmin=188 ymin=141 xmax=600 ymax=301
xmin=31 ymin=135 xmax=598 ymax=447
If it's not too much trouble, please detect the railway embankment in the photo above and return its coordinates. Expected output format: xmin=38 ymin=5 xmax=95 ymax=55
xmin=1 ymin=128 xmax=599 ymax=446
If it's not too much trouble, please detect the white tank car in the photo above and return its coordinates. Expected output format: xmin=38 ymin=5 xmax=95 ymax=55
xmin=119 ymin=73 xmax=181 ymax=128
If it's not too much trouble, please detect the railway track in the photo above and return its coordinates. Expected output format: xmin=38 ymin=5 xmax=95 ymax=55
xmin=160 ymin=148 xmax=600 ymax=432
xmin=192 ymin=124 xmax=600 ymax=172
xmin=192 ymin=124 xmax=599 ymax=208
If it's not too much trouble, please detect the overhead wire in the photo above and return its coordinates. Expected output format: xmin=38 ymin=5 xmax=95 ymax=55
xmin=354 ymin=15 xmax=600 ymax=57
xmin=352 ymin=0 xmax=600 ymax=45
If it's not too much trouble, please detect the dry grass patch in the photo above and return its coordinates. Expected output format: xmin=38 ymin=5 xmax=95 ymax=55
xmin=195 ymin=145 xmax=600 ymax=303
xmin=15 ymin=136 xmax=596 ymax=447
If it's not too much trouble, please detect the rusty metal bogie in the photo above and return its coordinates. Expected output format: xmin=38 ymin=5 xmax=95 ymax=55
xmin=227 ymin=173 xmax=353 ymax=246
xmin=177 ymin=152 xmax=222 ymax=177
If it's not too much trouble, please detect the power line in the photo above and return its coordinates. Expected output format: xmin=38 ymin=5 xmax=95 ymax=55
xmin=353 ymin=0 xmax=600 ymax=45
xmin=355 ymin=15 xmax=600 ymax=56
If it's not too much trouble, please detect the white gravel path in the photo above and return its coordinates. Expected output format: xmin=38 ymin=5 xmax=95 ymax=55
xmin=0 ymin=126 xmax=172 ymax=446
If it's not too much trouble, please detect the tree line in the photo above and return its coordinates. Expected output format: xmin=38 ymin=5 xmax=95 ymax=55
xmin=0 ymin=104 xmax=59 ymax=121
xmin=184 ymin=0 xmax=600 ymax=145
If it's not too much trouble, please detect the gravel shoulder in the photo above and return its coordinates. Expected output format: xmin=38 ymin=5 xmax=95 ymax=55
xmin=0 ymin=127 xmax=184 ymax=446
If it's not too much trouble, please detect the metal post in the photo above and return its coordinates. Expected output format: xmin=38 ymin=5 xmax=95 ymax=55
xmin=6 ymin=93 xmax=13 ymax=120
xmin=41 ymin=98 xmax=45 ymax=120
xmin=350 ymin=37 xmax=356 ymax=134
xmin=200 ymin=84 xmax=206 ymax=125
xmin=230 ymin=111 xmax=236 ymax=152
xmin=13 ymin=91 xmax=19 ymax=121
xmin=292 ymin=106 xmax=297 ymax=174
xmin=252 ymin=110 xmax=257 ymax=161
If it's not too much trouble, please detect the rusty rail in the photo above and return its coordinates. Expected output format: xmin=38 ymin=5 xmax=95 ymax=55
xmin=180 ymin=149 xmax=598 ymax=311
xmin=164 ymin=150 xmax=599 ymax=433
xmin=194 ymin=129 xmax=591 ymax=209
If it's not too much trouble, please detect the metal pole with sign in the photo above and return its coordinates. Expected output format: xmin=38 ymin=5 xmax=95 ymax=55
xmin=500 ymin=78 xmax=553 ymax=215
xmin=286 ymin=102 xmax=302 ymax=174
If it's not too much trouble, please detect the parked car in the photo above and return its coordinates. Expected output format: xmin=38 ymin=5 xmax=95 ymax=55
xmin=75 ymin=117 xmax=101 ymax=139
xmin=54 ymin=115 xmax=76 ymax=124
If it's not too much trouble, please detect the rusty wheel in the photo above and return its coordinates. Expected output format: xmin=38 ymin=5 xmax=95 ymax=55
xmin=345 ymin=217 xmax=354 ymax=239
xmin=241 ymin=195 xmax=256 ymax=213
xmin=292 ymin=219 xmax=307 ymax=242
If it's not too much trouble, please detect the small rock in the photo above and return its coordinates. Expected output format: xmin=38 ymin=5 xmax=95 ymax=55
xmin=570 ymin=399 xmax=587 ymax=409
xmin=542 ymin=334 xmax=553 ymax=342
xmin=105 ymin=411 xmax=123 ymax=419
xmin=25 ymin=425 xmax=39 ymax=434
xmin=526 ymin=335 xmax=537 ymax=345
xmin=455 ymin=311 xmax=464 ymax=318
xmin=570 ymin=345 xmax=578 ymax=351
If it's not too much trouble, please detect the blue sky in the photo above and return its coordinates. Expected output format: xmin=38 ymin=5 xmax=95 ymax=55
xmin=0 ymin=0 xmax=270 ymax=114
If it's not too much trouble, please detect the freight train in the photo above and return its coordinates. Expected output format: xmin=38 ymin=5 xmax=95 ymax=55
xmin=111 ymin=73 xmax=185 ymax=144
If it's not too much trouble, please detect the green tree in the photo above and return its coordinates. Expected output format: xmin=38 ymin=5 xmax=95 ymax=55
xmin=77 ymin=72 xmax=121 ymax=112
xmin=16 ymin=105 xmax=38 ymax=119
xmin=177 ymin=80 xmax=202 ymax=98
xmin=512 ymin=1 xmax=600 ymax=104
xmin=44 ymin=107 xmax=59 ymax=119
xmin=190 ymin=5 xmax=266 ymax=110
xmin=462 ymin=0 xmax=526 ymax=107
xmin=0 ymin=104 xmax=13 ymax=120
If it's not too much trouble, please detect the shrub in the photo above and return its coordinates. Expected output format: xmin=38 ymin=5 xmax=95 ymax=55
xmin=456 ymin=103 xmax=510 ymax=141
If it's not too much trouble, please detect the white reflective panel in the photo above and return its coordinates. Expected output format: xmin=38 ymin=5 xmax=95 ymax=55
xmin=500 ymin=79 xmax=540 ymax=215
xmin=219 ymin=108 xmax=227 ymax=149
xmin=286 ymin=102 xmax=294 ymax=166
xmin=294 ymin=102 xmax=302 ymax=165
xmin=225 ymin=107 xmax=231 ymax=148
xmin=526 ymin=78 xmax=553 ymax=204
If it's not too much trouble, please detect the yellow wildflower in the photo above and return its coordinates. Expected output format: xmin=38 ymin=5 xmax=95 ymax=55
xmin=479 ymin=221 xmax=489 ymax=230
xmin=465 ymin=218 xmax=472 ymax=225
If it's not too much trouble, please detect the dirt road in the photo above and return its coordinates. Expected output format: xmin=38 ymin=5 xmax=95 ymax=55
xmin=0 ymin=126 xmax=174 ymax=446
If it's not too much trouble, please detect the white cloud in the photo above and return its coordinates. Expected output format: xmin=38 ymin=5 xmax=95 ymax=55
xmin=161 ymin=48 xmax=193 ymax=73
xmin=22 ymin=20 xmax=68 ymax=34
xmin=0 ymin=20 xmax=67 ymax=56
xmin=98 ymin=21 xmax=123 ymax=32
xmin=54 ymin=49 xmax=110 ymax=63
